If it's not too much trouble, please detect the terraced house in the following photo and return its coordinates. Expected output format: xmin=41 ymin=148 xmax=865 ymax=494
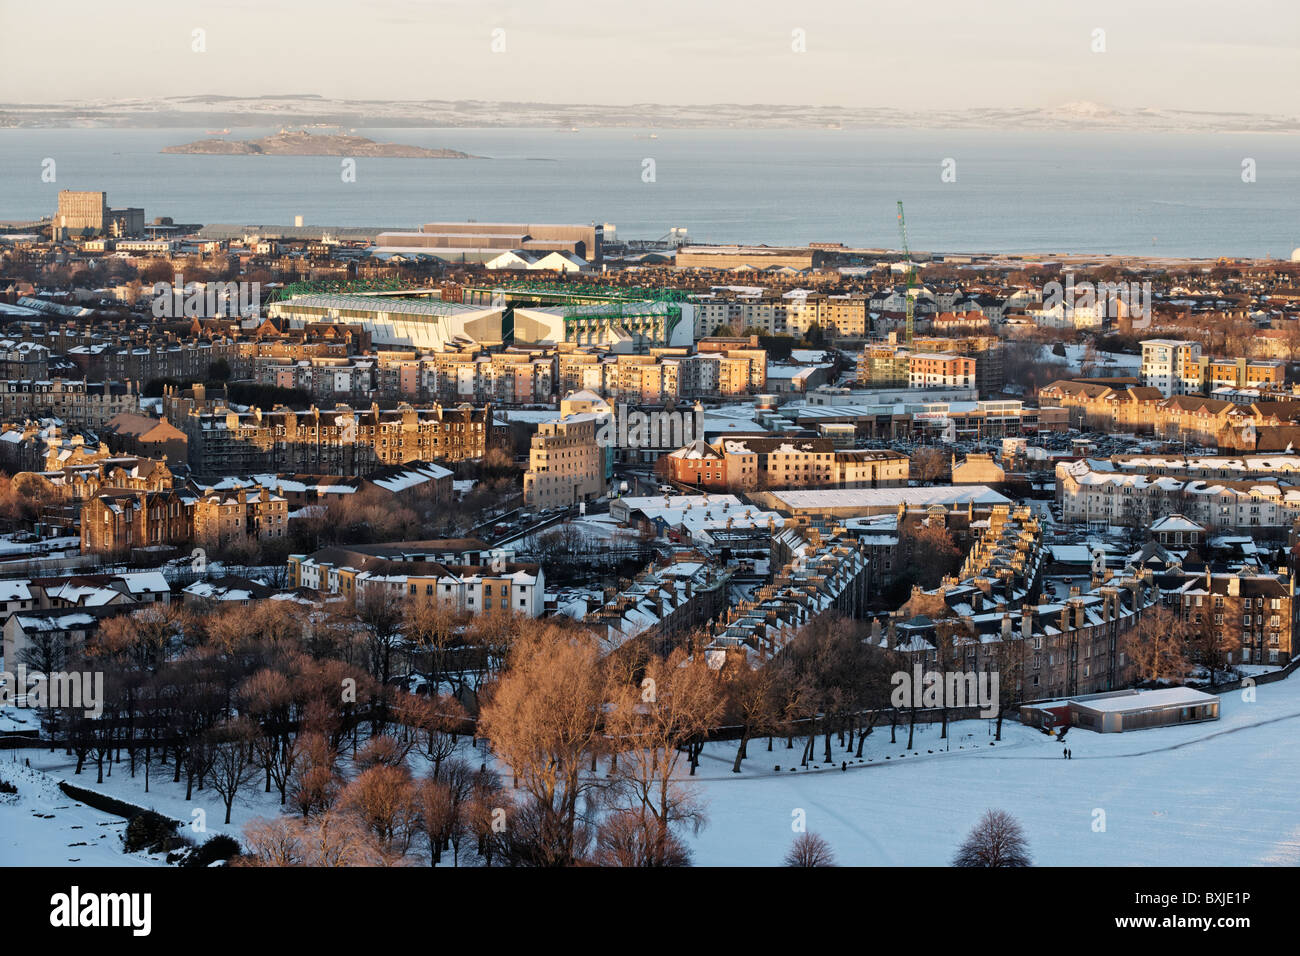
xmin=666 ymin=437 xmax=908 ymax=492
xmin=181 ymin=401 xmax=495 ymax=475
xmin=1171 ymin=568 xmax=1296 ymax=665
xmin=0 ymin=378 xmax=137 ymax=430
xmin=289 ymin=545 xmax=545 ymax=617
xmin=1055 ymin=458 xmax=1300 ymax=532
xmin=1039 ymin=379 xmax=1300 ymax=450
xmin=80 ymin=488 xmax=198 ymax=555
xmin=192 ymin=485 xmax=290 ymax=549
xmin=882 ymin=570 xmax=1160 ymax=699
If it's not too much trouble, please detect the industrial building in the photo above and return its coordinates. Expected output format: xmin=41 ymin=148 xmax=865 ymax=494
xmin=374 ymin=221 xmax=602 ymax=265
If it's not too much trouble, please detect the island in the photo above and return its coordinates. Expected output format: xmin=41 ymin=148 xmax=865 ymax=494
xmin=161 ymin=130 xmax=481 ymax=158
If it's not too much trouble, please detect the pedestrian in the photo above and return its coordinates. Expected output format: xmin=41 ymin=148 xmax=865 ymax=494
xmin=841 ymin=761 xmax=847 ymax=772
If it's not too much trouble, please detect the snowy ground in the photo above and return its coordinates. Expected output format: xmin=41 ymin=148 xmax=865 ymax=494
xmin=5 ymin=669 xmax=1299 ymax=867
xmin=0 ymin=719 xmax=486 ymax=867
xmin=0 ymin=739 xmax=290 ymax=867
xmin=684 ymin=672 xmax=1300 ymax=866
xmin=0 ymin=534 xmax=81 ymax=557
xmin=1039 ymin=344 xmax=1141 ymax=376
xmin=0 ymin=758 xmax=163 ymax=866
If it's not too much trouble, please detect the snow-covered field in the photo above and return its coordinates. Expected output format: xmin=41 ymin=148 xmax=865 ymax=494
xmin=0 ymin=742 xmax=291 ymax=866
xmin=0 ymin=758 xmax=162 ymax=866
xmin=4 ymin=670 xmax=1299 ymax=867
xmin=1039 ymin=344 xmax=1141 ymax=375
xmin=684 ymin=673 xmax=1300 ymax=866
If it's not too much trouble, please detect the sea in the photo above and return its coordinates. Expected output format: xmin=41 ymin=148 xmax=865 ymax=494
xmin=1 ymin=126 xmax=1297 ymax=258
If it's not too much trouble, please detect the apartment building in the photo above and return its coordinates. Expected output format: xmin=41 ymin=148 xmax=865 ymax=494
xmin=908 ymin=352 xmax=976 ymax=389
xmin=583 ymin=558 xmax=732 ymax=649
xmin=0 ymin=340 xmax=50 ymax=380
xmin=69 ymin=337 xmax=241 ymax=385
xmin=707 ymin=529 xmax=871 ymax=656
xmin=522 ymin=412 xmax=605 ymax=509
xmin=289 ymin=545 xmax=546 ymax=617
xmin=858 ymin=343 xmax=987 ymax=393
xmin=1039 ymin=379 xmax=1300 ymax=449
xmin=80 ymin=488 xmax=198 ymax=555
xmin=857 ymin=346 xmax=912 ymax=387
xmin=182 ymin=402 xmax=494 ymax=475
xmin=13 ymin=455 xmax=175 ymax=503
xmin=666 ymin=437 xmax=908 ymax=492
xmin=1055 ymin=458 xmax=1300 ymax=532
xmin=376 ymin=351 xmax=556 ymax=405
xmin=1140 ymin=339 xmax=1204 ymax=396
xmin=1172 ymin=569 xmax=1296 ymax=665
xmin=0 ymin=379 xmax=137 ymax=431
xmin=254 ymin=356 xmax=376 ymax=401
xmin=192 ymin=485 xmax=290 ymax=549
xmin=690 ymin=292 xmax=869 ymax=339
xmin=912 ymin=335 xmax=1004 ymax=393
xmin=1140 ymin=339 xmax=1283 ymax=397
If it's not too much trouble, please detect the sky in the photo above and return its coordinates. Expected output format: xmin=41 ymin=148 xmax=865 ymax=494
xmin=2 ymin=0 xmax=1297 ymax=114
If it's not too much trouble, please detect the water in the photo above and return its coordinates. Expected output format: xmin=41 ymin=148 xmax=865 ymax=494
xmin=2 ymin=127 xmax=1297 ymax=257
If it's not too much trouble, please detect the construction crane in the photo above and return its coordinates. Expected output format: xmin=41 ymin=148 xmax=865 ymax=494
xmin=896 ymin=200 xmax=916 ymax=344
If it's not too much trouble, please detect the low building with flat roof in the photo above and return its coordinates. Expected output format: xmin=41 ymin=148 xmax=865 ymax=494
xmin=1020 ymin=687 xmax=1220 ymax=733
xmin=749 ymin=485 xmax=1011 ymax=520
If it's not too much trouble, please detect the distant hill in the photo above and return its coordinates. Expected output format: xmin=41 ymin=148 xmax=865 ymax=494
xmin=5 ymin=95 xmax=1298 ymax=133
xmin=161 ymin=130 xmax=481 ymax=158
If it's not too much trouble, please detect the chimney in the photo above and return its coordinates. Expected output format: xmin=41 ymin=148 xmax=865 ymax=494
xmin=1021 ymin=605 xmax=1033 ymax=641
xmin=1001 ymin=613 xmax=1012 ymax=640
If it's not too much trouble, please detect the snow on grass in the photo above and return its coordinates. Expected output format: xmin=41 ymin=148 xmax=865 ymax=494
xmin=6 ymin=672 xmax=1300 ymax=867
xmin=683 ymin=673 xmax=1300 ymax=866
xmin=1038 ymin=344 xmax=1141 ymax=375
xmin=0 ymin=726 xmax=493 ymax=866
xmin=0 ymin=757 xmax=162 ymax=867
xmin=1 ymin=743 xmax=289 ymax=858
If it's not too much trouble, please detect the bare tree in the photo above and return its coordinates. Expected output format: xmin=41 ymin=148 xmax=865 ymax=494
xmin=16 ymin=629 xmax=69 ymax=751
xmin=208 ymin=718 xmax=260 ymax=825
xmin=1123 ymin=604 xmax=1194 ymax=685
xmin=339 ymin=764 xmax=420 ymax=858
xmin=722 ymin=659 xmax=777 ymax=773
xmin=604 ymin=648 xmax=723 ymax=865
xmin=238 ymin=811 xmax=390 ymax=867
xmin=911 ymin=447 xmax=949 ymax=485
xmin=289 ymin=732 xmax=342 ymax=820
xmin=784 ymin=832 xmax=837 ymax=867
xmin=952 ymin=809 xmax=1032 ymax=867
xmin=594 ymin=809 xmax=692 ymax=867
xmin=478 ymin=621 xmax=609 ymax=866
